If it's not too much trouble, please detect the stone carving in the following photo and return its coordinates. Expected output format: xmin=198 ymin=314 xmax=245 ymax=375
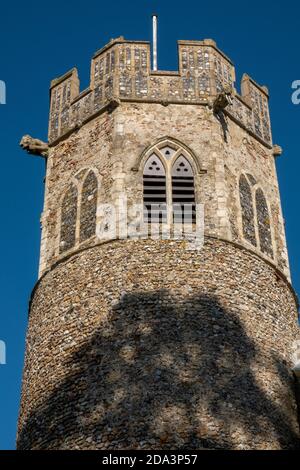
xmin=20 ymin=135 xmax=49 ymax=158
xmin=273 ymin=144 xmax=283 ymax=157
xmin=213 ymin=85 xmax=234 ymax=112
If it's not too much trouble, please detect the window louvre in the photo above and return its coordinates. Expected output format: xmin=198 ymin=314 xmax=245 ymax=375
xmin=172 ymin=156 xmax=196 ymax=224
xmin=143 ymin=155 xmax=167 ymax=223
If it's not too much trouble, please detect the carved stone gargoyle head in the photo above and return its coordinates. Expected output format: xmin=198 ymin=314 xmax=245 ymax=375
xmin=213 ymin=85 xmax=234 ymax=113
xmin=20 ymin=135 xmax=49 ymax=158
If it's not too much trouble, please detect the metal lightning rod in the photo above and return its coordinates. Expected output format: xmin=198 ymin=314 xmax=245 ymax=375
xmin=152 ymin=14 xmax=158 ymax=71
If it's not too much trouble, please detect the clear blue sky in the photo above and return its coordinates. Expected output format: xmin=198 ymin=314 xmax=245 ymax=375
xmin=0 ymin=0 xmax=299 ymax=450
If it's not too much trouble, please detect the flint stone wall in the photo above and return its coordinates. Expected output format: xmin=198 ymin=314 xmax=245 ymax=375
xmin=17 ymin=237 xmax=300 ymax=450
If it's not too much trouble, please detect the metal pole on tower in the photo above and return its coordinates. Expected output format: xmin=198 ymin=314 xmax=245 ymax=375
xmin=152 ymin=14 xmax=158 ymax=71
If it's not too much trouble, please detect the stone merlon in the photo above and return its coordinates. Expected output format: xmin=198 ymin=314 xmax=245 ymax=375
xmin=48 ymin=37 xmax=272 ymax=148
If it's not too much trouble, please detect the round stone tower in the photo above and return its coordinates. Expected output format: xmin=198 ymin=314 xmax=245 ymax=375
xmin=17 ymin=36 xmax=300 ymax=450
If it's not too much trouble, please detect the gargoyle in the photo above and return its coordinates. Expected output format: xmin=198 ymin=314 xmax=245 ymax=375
xmin=20 ymin=135 xmax=49 ymax=158
xmin=213 ymin=85 xmax=234 ymax=113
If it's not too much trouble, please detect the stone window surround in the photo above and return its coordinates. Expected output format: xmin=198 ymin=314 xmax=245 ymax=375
xmin=142 ymin=140 xmax=198 ymax=226
xmin=238 ymin=172 xmax=276 ymax=262
xmin=56 ymin=167 xmax=101 ymax=257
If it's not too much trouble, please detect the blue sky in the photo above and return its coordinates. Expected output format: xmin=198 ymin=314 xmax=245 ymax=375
xmin=0 ymin=0 xmax=299 ymax=450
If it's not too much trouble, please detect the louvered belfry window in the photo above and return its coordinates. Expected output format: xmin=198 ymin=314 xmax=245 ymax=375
xmin=172 ymin=156 xmax=196 ymax=224
xmin=143 ymin=154 xmax=167 ymax=223
xmin=142 ymin=142 xmax=196 ymax=227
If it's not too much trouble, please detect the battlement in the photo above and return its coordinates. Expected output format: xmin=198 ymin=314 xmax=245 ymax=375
xmin=48 ymin=37 xmax=272 ymax=147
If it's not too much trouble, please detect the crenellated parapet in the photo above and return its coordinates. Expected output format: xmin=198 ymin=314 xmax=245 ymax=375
xmin=48 ymin=37 xmax=272 ymax=147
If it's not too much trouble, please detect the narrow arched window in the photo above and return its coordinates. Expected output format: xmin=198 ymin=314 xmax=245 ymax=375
xmin=255 ymin=188 xmax=273 ymax=258
xmin=239 ymin=175 xmax=256 ymax=247
xmin=60 ymin=183 xmax=78 ymax=253
xmin=143 ymin=155 xmax=167 ymax=223
xmin=80 ymin=171 xmax=98 ymax=242
xmin=172 ymin=156 xmax=195 ymax=224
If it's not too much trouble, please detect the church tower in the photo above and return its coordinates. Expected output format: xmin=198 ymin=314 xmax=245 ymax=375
xmin=17 ymin=34 xmax=300 ymax=449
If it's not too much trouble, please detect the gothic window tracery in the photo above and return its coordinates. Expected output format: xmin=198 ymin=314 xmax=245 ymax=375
xmin=143 ymin=154 xmax=167 ymax=223
xmin=142 ymin=141 xmax=196 ymax=226
xmin=239 ymin=174 xmax=256 ymax=247
xmin=80 ymin=171 xmax=98 ymax=242
xmin=239 ymin=173 xmax=273 ymax=258
xmin=255 ymin=188 xmax=273 ymax=258
xmin=59 ymin=169 xmax=99 ymax=255
xmin=60 ymin=183 xmax=78 ymax=253
xmin=172 ymin=156 xmax=196 ymax=224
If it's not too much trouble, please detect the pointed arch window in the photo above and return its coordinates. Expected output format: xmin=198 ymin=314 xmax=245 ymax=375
xmin=239 ymin=174 xmax=256 ymax=247
xmin=80 ymin=170 xmax=98 ymax=242
xmin=172 ymin=156 xmax=196 ymax=224
xmin=239 ymin=174 xmax=273 ymax=259
xmin=60 ymin=183 xmax=78 ymax=253
xmin=58 ymin=168 xmax=100 ymax=256
xmin=142 ymin=141 xmax=197 ymax=227
xmin=255 ymin=188 xmax=273 ymax=258
xmin=143 ymin=154 xmax=167 ymax=223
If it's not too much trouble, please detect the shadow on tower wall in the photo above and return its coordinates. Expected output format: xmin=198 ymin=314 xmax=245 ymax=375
xmin=17 ymin=292 xmax=300 ymax=450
